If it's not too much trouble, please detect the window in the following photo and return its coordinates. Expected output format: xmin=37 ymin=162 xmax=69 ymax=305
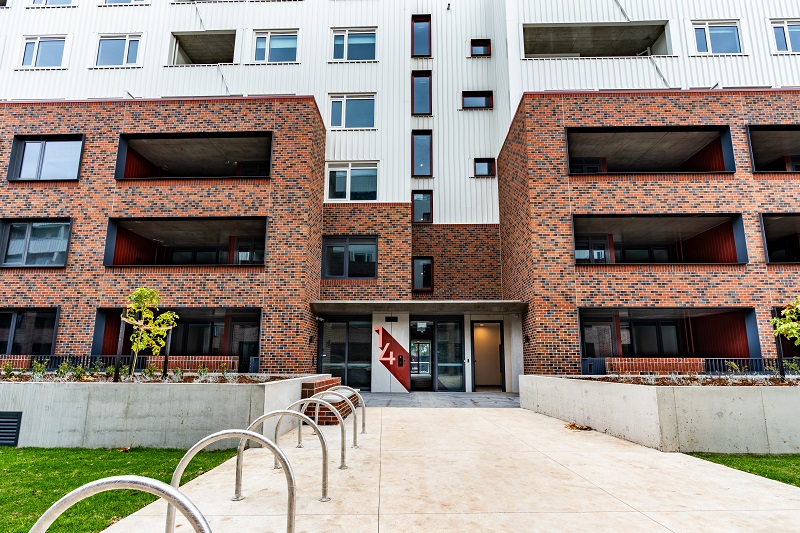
xmin=470 ymin=39 xmax=491 ymax=57
xmin=412 ymin=15 xmax=431 ymax=57
xmin=255 ymin=31 xmax=297 ymax=63
xmin=412 ymin=191 xmax=432 ymax=223
xmin=462 ymin=91 xmax=493 ymax=109
xmin=574 ymin=236 xmax=607 ymax=265
xmin=1 ymin=221 xmax=70 ymax=266
xmin=332 ymin=29 xmax=376 ymax=61
xmin=693 ymin=22 xmax=741 ymax=54
xmin=412 ymin=257 xmax=433 ymax=291
xmin=96 ymin=34 xmax=140 ymax=66
xmin=412 ymin=130 xmax=432 ymax=177
xmin=31 ymin=0 xmax=71 ymax=4
xmin=773 ymin=21 xmax=800 ymax=53
xmin=318 ymin=318 xmax=372 ymax=389
xmin=0 ymin=309 xmax=57 ymax=356
xmin=9 ymin=137 xmax=83 ymax=181
xmin=330 ymin=95 xmax=375 ymax=129
xmin=412 ymin=71 xmax=432 ymax=116
xmin=322 ymin=237 xmax=378 ymax=279
xmin=21 ymin=36 xmax=66 ymax=68
xmin=474 ymin=158 xmax=496 ymax=177
xmin=104 ymin=0 xmax=147 ymax=4
xmin=326 ymin=162 xmax=377 ymax=201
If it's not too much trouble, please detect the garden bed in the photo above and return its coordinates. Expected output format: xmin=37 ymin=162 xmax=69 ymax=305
xmin=573 ymin=376 xmax=799 ymax=387
xmin=0 ymin=373 xmax=289 ymax=384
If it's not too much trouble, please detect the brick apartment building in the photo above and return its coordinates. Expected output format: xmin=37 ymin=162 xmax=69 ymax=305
xmin=0 ymin=1 xmax=799 ymax=392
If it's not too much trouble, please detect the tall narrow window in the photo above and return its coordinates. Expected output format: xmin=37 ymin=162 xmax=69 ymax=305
xmin=412 ymin=191 xmax=432 ymax=223
xmin=254 ymin=31 xmax=298 ymax=63
xmin=412 ymin=15 xmax=431 ymax=57
xmin=411 ymin=71 xmax=432 ymax=116
xmin=413 ymin=257 xmax=433 ymax=291
xmin=96 ymin=34 xmax=140 ymax=66
xmin=412 ymin=131 xmax=432 ymax=177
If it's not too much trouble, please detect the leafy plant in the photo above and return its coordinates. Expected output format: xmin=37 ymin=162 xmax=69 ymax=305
xmin=72 ymin=365 xmax=86 ymax=380
xmin=120 ymin=365 xmax=131 ymax=381
xmin=55 ymin=361 xmax=71 ymax=380
xmin=89 ymin=359 xmax=104 ymax=377
xmin=105 ymin=365 xmax=115 ymax=379
xmin=1 ymin=360 xmax=14 ymax=380
xmin=196 ymin=364 xmax=209 ymax=382
xmin=120 ymin=288 xmax=179 ymax=377
xmin=772 ymin=296 xmax=800 ymax=346
xmin=220 ymin=363 xmax=228 ymax=380
xmin=170 ymin=367 xmax=184 ymax=383
xmin=31 ymin=359 xmax=48 ymax=382
xmin=142 ymin=363 xmax=157 ymax=380
xmin=725 ymin=361 xmax=742 ymax=374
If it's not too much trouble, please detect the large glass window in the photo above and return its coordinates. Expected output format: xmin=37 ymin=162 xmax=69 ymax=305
xmin=319 ymin=319 xmax=372 ymax=389
xmin=12 ymin=137 xmax=82 ymax=181
xmin=412 ymin=15 xmax=431 ymax=57
xmin=254 ymin=31 xmax=298 ymax=63
xmin=773 ymin=21 xmax=800 ymax=53
xmin=326 ymin=162 xmax=378 ymax=201
xmin=412 ymin=130 xmax=432 ymax=177
xmin=1 ymin=221 xmax=70 ymax=266
xmin=96 ymin=35 xmax=140 ymax=66
xmin=22 ymin=36 xmax=66 ymax=67
xmin=0 ymin=309 xmax=57 ymax=356
xmin=693 ymin=22 xmax=741 ymax=54
xmin=322 ymin=237 xmax=377 ymax=279
xmin=332 ymin=29 xmax=376 ymax=61
xmin=412 ymin=71 xmax=432 ymax=115
xmin=330 ymin=95 xmax=375 ymax=129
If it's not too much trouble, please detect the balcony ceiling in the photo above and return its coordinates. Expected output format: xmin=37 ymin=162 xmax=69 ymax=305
xmin=574 ymin=216 xmax=731 ymax=243
xmin=128 ymin=136 xmax=270 ymax=177
xmin=581 ymin=308 xmax=746 ymax=320
xmin=749 ymin=129 xmax=800 ymax=167
xmin=763 ymin=215 xmax=800 ymax=240
xmin=118 ymin=219 xmax=265 ymax=247
xmin=524 ymin=23 xmax=666 ymax=57
xmin=174 ymin=32 xmax=235 ymax=64
xmin=569 ymin=130 xmax=720 ymax=172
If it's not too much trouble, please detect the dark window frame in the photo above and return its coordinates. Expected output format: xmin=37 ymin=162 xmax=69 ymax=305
xmin=470 ymin=38 xmax=492 ymax=57
xmin=412 ymin=256 xmax=434 ymax=292
xmin=412 ymin=190 xmax=433 ymax=223
xmin=411 ymin=15 xmax=432 ymax=58
xmin=747 ymin=125 xmax=800 ymax=174
xmin=412 ymin=130 xmax=433 ymax=177
xmin=0 ymin=218 xmax=72 ymax=268
xmin=474 ymin=158 xmax=496 ymax=177
xmin=322 ymin=236 xmax=378 ymax=280
xmin=761 ymin=213 xmax=800 ymax=264
xmin=411 ymin=70 xmax=432 ymax=116
xmin=7 ymin=134 xmax=85 ymax=182
xmin=316 ymin=316 xmax=373 ymax=390
xmin=0 ymin=307 xmax=59 ymax=357
xmin=462 ymin=91 xmax=494 ymax=110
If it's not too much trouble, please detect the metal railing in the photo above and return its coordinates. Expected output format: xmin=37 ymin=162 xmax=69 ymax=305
xmin=285 ymin=398 xmax=347 ymax=469
xmin=166 ymin=429 xmax=296 ymax=533
xmin=30 ymin=476 xmax=210 ymax=533
xmin=234 ymin=410 xmax=330 ymax=503
xmin=582 ymin=357 xmax=800 ymax=376
xmin=329 ymin=385 xmax=366 ymax=434
xmin=312 ymin=390 xmax=358 ymax=448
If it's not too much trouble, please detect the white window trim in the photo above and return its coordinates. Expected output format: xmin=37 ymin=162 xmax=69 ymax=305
xmin=330 ymin=28 xmax=377 ymax=62
xmin=324 ymin=161 xmax=379 ymax=202
xmin=771 ymin=20 xmax=800 ymax=54
xmin=29 ymin=0 xmax=77 ymax=7
xmin=690 ymin=20 xmax=744 ymax=56
xmin=94 ymin=33 xmax=142 ymax=68
xmin=101 ymin=0 xmax=147 ymax=4
xmin=329 ymin=94 xmax=377 ymax=130
xmin=252 ymin=30 xmax=299 ymax=64
xmin=19 ymin=35 xmax=70 ymax=69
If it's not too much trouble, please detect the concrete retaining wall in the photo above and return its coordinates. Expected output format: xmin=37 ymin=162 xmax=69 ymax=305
xmin=0 ymin=375 xmax=327 ymax=450
xmin=520 ymin=376 xmax=800 ymax=454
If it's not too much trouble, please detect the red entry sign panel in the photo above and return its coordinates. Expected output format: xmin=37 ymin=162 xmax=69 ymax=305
xmin=375 ymin=327 xmax=411 ymax=391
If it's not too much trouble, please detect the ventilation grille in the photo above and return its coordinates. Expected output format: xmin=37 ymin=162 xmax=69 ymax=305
xmin=0 ymin=412 xmax=22 ymax=447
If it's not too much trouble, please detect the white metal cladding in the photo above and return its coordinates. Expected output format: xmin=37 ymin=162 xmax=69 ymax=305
xmin=0 ymin=0 xmax=797 ymax=224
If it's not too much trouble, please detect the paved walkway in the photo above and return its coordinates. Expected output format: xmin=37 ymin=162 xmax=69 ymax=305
xmin=106 ymin=407 xmax=800 ymax=532
xmin=361 ymin=392 xmax=520 ymax=408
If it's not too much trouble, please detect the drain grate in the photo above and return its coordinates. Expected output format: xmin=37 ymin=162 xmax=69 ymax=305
xmin=0 ymin=412 xmax=22 ymax=447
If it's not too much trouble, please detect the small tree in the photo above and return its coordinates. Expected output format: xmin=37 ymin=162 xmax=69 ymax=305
xmin=771 ymin=296 xmax=800 ymax=347
xmin=121 ymin=288 xmax=179 ymax=377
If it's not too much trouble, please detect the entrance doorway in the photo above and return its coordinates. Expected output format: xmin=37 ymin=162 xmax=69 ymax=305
xmin=409 ymin=318 xmax=465 ymax=392
xmin=471 ymin=322 xmax=504 ymax=392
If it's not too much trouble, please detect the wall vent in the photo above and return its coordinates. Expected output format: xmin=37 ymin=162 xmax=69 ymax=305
xmin=0 ymin=412 xmax=22 ymax=447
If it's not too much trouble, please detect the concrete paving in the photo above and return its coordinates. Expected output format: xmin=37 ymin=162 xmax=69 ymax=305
xmin=361 ymin=391 xmax=520 ymax=408
xmin=105 ymin=407 xmax=800 ymax=533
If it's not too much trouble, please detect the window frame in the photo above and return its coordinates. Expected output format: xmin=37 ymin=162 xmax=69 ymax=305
xmin=102 ymin=0 xmax=147 ymax=4
xmin=411 ymin=130 xmax=433 ymax=178
xmin=691 ymin=21 xmax=743 ymax=55
xmin=411 ymin=70 xmax=432 ymax=116
xmin=462 ymin=91 xmax=494 ymax=110
xmin=31 ymin=0 xmax=73 ymax=5
xmin=329 ymin=94 xmax=376 ymax=130
xmin=20 ymin=35 xmax=68 ymax=68
xmin=0 ymin=308 xmax=59 ymax=357
xmin=412 ymin=256 xmax=433 ymax=292
xmin=7 ymin=135 xmax=85 ymax=182
xmin=325 ymin=162 xmax=379 ymax=202
xmin=330 ymin=28 xmax=376 ymax=62
xmin=474 ymin=158 xmax=496 ymax=177
xmin=771 ymin=20 xmax=800 ymax=54
xmin=412 ymin=190 xmax=433 ymax=223
xmin=322 ymin=236 xmax=379 ymax=280
xmin=411 ymin=14 xmax=432 ymax=58
xmin=470 ymin=38 xmax=491 ymax=57
xmin=253 ymin=30 xmax=299 ymax=63
xmin=95 ymin=33 xmax=141 ymax=67
xmin=0 ymin=219 xmax=72 ymax=268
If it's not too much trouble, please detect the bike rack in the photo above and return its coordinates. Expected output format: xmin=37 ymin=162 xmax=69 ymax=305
xmin=329 ymin=385 xmax=366 ymax=434
xmin=30 ymin=475 xmax=211 ymax=533
xmin=233 ymin=410 xmax=329 ymax=503
xmin=285 ymin=398 xmax=348 ymax=469
xmin=165 ymin=429 xmax=296 ymax=533
xmin=312 ymin=390 xmax=358 ymax=448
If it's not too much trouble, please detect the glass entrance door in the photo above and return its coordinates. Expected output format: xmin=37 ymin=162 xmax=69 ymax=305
xmin=410 ymin=318 xmax=465 ymax=392
xmin=435 ymin=321 xmax=464 ymax=391
xmin=319 ymin=319 xmax=372 ymax=390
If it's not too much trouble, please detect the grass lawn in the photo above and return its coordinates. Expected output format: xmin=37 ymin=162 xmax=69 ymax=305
xmin=0 ymin=447 xmax=236 ymax=533
xmin=691 ymin=453 xmax=800 ymax=489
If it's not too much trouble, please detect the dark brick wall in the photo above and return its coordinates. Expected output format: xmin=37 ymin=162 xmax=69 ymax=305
xmin=498 ymin=90 xmax=800 ymax=375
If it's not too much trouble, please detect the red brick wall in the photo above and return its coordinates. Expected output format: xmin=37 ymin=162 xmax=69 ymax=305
xmin=0 ymin=97 xmax=325 ymax=374
xmin=411 ymin=223 xmax=501 ymax=300
xmin=498 ymin=90 xmax=800 ymax=375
